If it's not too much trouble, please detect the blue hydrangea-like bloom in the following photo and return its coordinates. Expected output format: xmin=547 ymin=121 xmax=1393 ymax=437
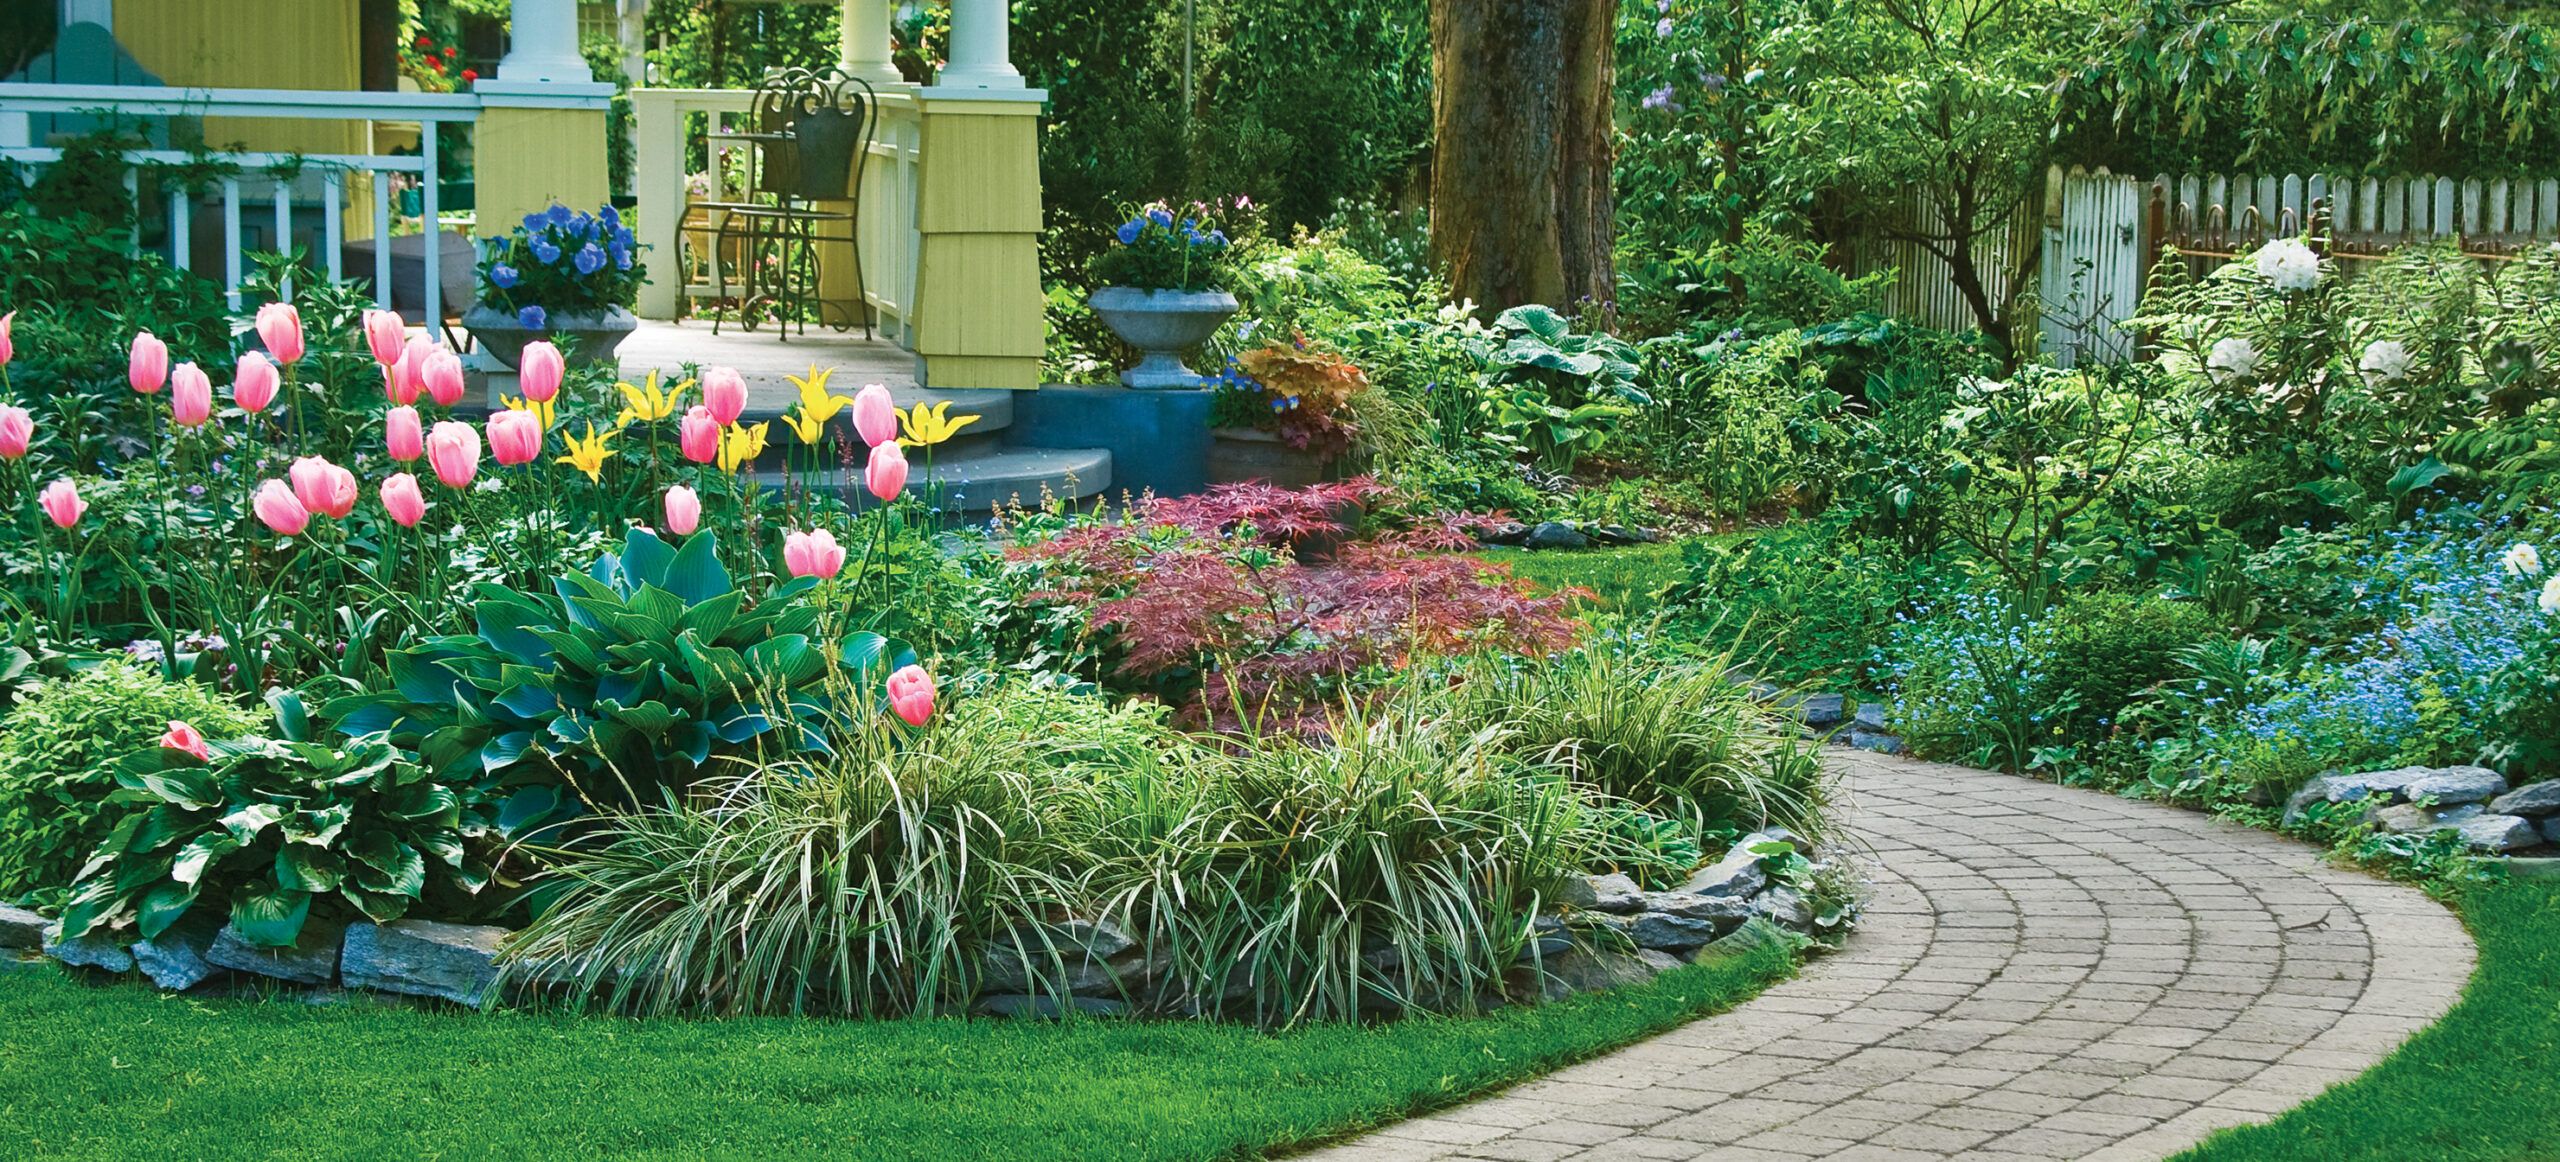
xmin=518 ymin=304 xmax=548 ymax=330
xmin=490 ymin=263 xmax=520 ymax=289
xmin=530 ymin=237 xmax=562 ymax=264
xmin=575 ymin=242 xmax=606 ymax=275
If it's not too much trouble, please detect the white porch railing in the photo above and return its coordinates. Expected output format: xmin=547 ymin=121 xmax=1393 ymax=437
xmin=0 ymin=83 xmax=481 ymax=323
xmin=630 ymin=86 xmax=923 ymax=348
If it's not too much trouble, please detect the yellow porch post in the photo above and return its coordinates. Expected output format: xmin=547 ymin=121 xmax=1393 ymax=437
xmin=911 ymin=0 xmax=1044 ymax=390
xmin=474 ymin=0 xmax=615 ymax=239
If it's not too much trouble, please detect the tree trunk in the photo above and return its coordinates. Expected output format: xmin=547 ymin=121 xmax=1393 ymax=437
xmin=1428 ymin=0 xmax=1617 ymax=317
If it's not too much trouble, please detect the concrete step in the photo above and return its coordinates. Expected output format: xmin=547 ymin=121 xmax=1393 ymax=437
xmin=751 ymin=444 xmax=1112 ymax=514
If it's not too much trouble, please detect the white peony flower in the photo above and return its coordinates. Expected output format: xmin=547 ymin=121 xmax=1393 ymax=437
xmin=2253 ymin=238 xmax=2323 ymax=293
xmin=2206 ymin=337 xmax=2261 ymax=383
xmin=2540 ymin=575 xmax=2560 ymax=614
xmin=2506 ymin=542 xmax=2544 ymax=578
xmin=2359 ymin=339 xmax=2414 ymax=386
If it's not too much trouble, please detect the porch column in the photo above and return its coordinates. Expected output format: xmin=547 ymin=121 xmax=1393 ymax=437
xmin=939 ymin=0 xmax=1025 ymax=90
xmin=839 ymin=0 xmax=903 ymax=87
xmin=909 ymin=88 xmax=1045 ymax=388
xmin=476 ymin=0 xmax=616 ymax=253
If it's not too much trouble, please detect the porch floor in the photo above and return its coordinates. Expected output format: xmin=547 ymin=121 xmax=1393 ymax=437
xmin=610 ymin=318 xmax=923 ymax=406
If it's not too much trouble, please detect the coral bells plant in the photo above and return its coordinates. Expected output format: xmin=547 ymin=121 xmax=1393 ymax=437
xmin=1210 ymin=339 xmax=1367 ymax=458
xmin=476 ymin=203 xmax=646 ymax=327
xmin=1013 ymin=480 xmax=1581 ymax=727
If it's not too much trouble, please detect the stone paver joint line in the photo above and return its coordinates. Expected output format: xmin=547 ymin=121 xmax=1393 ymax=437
xmin=1297 ymin=751 xmax=2472 ymax=1162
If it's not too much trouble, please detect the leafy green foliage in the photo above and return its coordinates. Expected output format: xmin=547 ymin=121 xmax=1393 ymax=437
xmin=0 ymin=662 xmax=259 ymax=905
xmin=59 ymin=711 xmax=488 ymax=948
xmin=1478 ymin=306 xmax=1647 ymax=472
xmin=323 ymin=529 xmax=914 ymax=812
xmin=1087 ymin=204 xmax=1236 ymax=293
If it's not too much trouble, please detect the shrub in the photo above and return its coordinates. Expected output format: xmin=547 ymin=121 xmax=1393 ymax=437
xmin=2039 ymin=591 xmax=2220 ymax=736
xmin=1669 ymin=515 xmax=1931 ymax=685
xmin=0 ymin=662 xmax=258 ymax=904
xmin=58 ymin=719 xmax=493 ymax=949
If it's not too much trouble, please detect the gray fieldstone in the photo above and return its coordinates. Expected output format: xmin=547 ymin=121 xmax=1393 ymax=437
xmin=2283 ymin=767 xmax=2426 ymax=826
xmin=2375 ymin=801 xmax=2482 ymax=834
xmin=981 ymin=918 xmax=1140 ymax=995
xmin=2402 ymin=766 xmax=2508 ymax=806
xmin=1523 ymin=522 xmax=1589 ymax=551
xmin=1784 ymin=692 xmax=1847 ymax=728
xmin=1627 ymin=913 xmax=1730 ymax=951
xmin=341 ymin=919 xmax=507 ymax=1005
xmin=2455 ymin=814 xmax=2542 ymax=853
xmin=0 ymin=904 xmax=46 ymax=949
xmin=1574 ymin=873 xmax=1647 ymax=914
xmin=1640 ymin=891 xmax=1755 ymax=924
xmin=1478 ymin=521 xmax=1531 ymax=546
xmin=1680 ymin=846 xmax=1767 ymax=899
xmin=205 ymin=917 xmax=345 ymax=985
xmin=975 ymin=993 xmax=1130 ymax=1019
xmin=43 ymin=923 xmax=132 ymax=973
xmin=1538 ymin=944 xmax=1675 ymax=995
xmin=1853 ymin=702 xmax=1889 ymax=731
xmin=1849 ymin=730 xmax=1905 ymax=755
xmin=2546 ymin=816 xmax=2560 ymax=847
xmin=1752 ymin=885 xmax=1813 ymax=928
xmin=2492 ymin=779 xmax=2560 ymax=817
xmin=133 ymin=913 xmax=225 ymax=990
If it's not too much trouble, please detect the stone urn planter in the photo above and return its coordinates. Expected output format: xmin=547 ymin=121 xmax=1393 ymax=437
xmin=462 ymin=303 xmax=639 ymax=368
xmin=1089 ymin=286 xmax=1238 ymax=389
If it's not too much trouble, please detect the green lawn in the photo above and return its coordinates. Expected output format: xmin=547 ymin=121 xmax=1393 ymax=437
xmin=0 ymin=939 xmax=1792 ymax=1161
xmin=2175 ymin=878 xmax=2560 ymax=1161
xmin=1478 ymin=540 xmax=1698 ymax=614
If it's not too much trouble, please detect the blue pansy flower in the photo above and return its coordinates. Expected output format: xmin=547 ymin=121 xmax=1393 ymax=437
xmin=521 ymin=212 xmax=547 ymax=234
xmin=546 ymin=204 xmax=575 ymax=226
xmin=518 ymin=304 xmax=548 ymax=330
xmin=611 ymin=242 xmax=632 ymax=270
xmin=613 ymin=225 xmax=637 ymax=250
xmin=1116 ymin=219 xmax=1143 ymax=244
xmin=601 ymin=205 xmax=622 ymax=228
xmin=490 ymin=263 xmax=520 ymax=289
xmin=1209 ymin=230 xmax=1228 ymax=246
xmin=574 ymin=242 xmax=606 ymax=275
xmin=530 ymin=237 xmax=562 ymax=264
xmin=1146 ymin=207 xmax=1173 ymax=227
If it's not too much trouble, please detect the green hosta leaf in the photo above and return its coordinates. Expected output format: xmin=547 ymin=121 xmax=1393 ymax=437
xmin=135 ymin=882 xmax=200 ymax=940
xmin=276 ymin=845 xmax=344 ymax=893
xmin=219 ymin=803 xmax=286 ymax=844
xmin=388 ymin=652 xmax=474 ymax=707
xmin=618 ymin=526 xmax=679 ymax=593
xmin=493 ymin=683 xmax=559 ymax=719
xmin=284 ymin=803 xmax=352 ymax=846
xmin=477 ymin=599 xmax=560 ymax=671
xmin=130 ymin=805 xmax=198 ymax=854
xmin=121 ymin=763 xmax=219 ymax=811
xmin=662 ymin=529 xmax=731 ymax=605
xmin=675 ymin=589 xmax=745 ymax=640
xmin=528 ymin=627 xmax=606 ymax=673
xmin=419 ymin=827 xmax=466 ymax=868
xmin=677 ymin=637 xmax=753 ymax=694
xmin=497 ymin=785 xmax=572 ymax=840
xmin=625 ymin=585 xmax=686 ymax=634
xmin=56 ymin=877 xmax=124 ymax=940
xmin=171 ymin=833 xmax=241 ymax=886
xmin=267 ymin=688 xmax=312 ymax=743
xmin=229 ymin=881 xmax=312 ymax=947
xmin=341 ymin=887 xmax=414 ymax=924
xmin=480 ymin=729 xmax=540 ymax=774
xmin=382 ymin=782 xmax=460 ymax=825
xmin=347 ymin=829 xmax=428 ymax=898
xmin=600 ymin=699 xmax=684 ymax=737
xmin=2387 ymin=455 xmax=2451 ymax=498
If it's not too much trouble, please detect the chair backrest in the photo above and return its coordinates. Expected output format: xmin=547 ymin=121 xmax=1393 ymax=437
xmin=750 ymin=65 xmax=878 ymax=203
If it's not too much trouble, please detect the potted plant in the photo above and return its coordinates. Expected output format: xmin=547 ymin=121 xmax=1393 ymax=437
xmin=1206 ymin=338 xmax=1363 ymax=489
xmin=464 ymin=202 xmax=646 ymax=368
xmin=1088 ymin=204 xmax=1236 ymax=388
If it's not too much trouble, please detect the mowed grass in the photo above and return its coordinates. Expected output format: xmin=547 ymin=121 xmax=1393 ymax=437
xmin=2177 ymin=878 xmax=2560 ymax=1162
xmin=0 ymin=939 xmax=1793 ymax=1161
xmin=1478 ymin=540 xmax=1699 ymax=614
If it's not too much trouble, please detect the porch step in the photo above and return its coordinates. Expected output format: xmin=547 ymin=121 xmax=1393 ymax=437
xmin=750 ymin=444 xmax=1113 ymax=515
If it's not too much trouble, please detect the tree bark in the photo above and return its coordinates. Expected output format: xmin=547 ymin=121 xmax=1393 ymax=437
xmin=1428 ymin=0 xmax=1617 ymax=318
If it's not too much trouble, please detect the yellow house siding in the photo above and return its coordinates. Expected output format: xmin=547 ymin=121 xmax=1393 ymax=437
xmin=473 ymin=105 xmax=610 ymax=236
xmin=911 ymin=97 xmax=1045 ymax=389
xmin=113 ymin=0 xmax=367 ymax=158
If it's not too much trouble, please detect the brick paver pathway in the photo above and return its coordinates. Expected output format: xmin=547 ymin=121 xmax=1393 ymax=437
xmin=1301 ymin=750 xmax=2474 ymax=1162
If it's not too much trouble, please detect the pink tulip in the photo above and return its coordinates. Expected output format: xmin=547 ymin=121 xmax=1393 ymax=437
xmin=865 ymin=440 xmax=908 ymax=502
xmin=380 ymin=472 xmax=426 ymax=528
xmin=518 ymin=340 xmax=565 ymax=403
xmin=255 ymin=301 xmax=304 ymax=364
xmin=385 ymin=405 xmax=424 ymax=462
xmin=677 ymin=405 xmax=720 ymax=464
xmin=159 ymin=720 xmax=211 ymax=762
xmin=169 ymin=362 xmax=214 ymax=427
xmin=37 ymin=478 xmax=83 ymax=529
xmin=233 ymin=352 xmax=280 ymax=414
xmin=289 ymin=455 xmax=358 ymax=519
xmin=701 ymin=366 xmax=748 ymax=426
xmin=129 ymin=331 xmax=168 ymax=394
xmin=0 ymin=406 xmax=33 ymax=459
xmin=362 ymin=309 xmax=406 ymax=366
xmin=252 ymin=478 xmax=309 ymax=536
xmin=886 ymin=664 xmax=937 ymax=726
xmin=421 ymin=347 xmax=466 ymax=408
xmin=664 ymin=485 xmax=700 ymax=535
xmin=488 ymin=409 xmax=542 ymax=466
xmin=0 ymin=310 xmax=14 ymax=367
xmin=388 ymin=336 xmax=432 ymax=404
xmin=851 ymin=383 xmax=897 ymax=447
xmin=782 ymin=529 xmax=846 ymax=579
xmin=426 ymin=420 xmax=481 ymax=489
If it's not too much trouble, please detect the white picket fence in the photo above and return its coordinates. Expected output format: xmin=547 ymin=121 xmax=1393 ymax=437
xmin=1847 ymin=165 xmax=2560 ymax=366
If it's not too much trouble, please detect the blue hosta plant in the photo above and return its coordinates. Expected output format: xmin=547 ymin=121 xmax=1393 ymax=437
xmin=1478 ymin=305 xmax=1647 ymax=471
xmin=323 ymin=529 xmax=913 ymax=815
xmin=58 ymin=692 xmax=488 ymax=948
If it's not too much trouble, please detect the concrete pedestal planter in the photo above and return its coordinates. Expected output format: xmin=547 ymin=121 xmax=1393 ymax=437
xmin=463 ymin=304 xmax=638 ymax=368
xmin=1089 ymin=286 xmax=1237 ymax=388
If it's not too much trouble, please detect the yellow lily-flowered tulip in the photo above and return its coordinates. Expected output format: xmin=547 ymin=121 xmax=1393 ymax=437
xmin=615 ymin=369 xmax=690 ymax=427
xmin=556 ymin=422 xmax=619 ymax=483
xmin=897 ymin=400 xmax=982 ymax=448
xmin=718 ymin=420 xmax=770 ymax=473
xmin=501 ymin=394 xmax=555 ymax=432
xmin=783 ymin=365 xmax=851 ymax=445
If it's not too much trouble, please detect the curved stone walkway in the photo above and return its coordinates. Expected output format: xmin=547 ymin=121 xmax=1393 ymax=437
xmin=1303 ymin=750 xmax=2474 ymax=1162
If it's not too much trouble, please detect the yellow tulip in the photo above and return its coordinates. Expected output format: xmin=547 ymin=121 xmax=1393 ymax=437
xmin=787 ymin=365 xmax=852 ymax=422
xmin=896 ymin=400 xmax=982 ymax=448
xmin=556 ymin=422 xmax=618 ymax=483
xmin=501 ymin=393 xmax=554 ymax=432
xmin=615 ymin=369 xmax=690 ymax=427
xmin=718 ymin=420 xmax=770 ymax=473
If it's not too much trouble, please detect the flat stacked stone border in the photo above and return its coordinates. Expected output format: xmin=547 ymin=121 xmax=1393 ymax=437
xmin=2287 ymin=763 xmax=2560 ymax=853
xmin=1 ymin=830 xmax=1842 ymax=1017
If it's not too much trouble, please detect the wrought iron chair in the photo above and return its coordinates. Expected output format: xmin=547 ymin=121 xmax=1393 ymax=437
xmin=689 ymin=66 xmax=877 ymax=339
